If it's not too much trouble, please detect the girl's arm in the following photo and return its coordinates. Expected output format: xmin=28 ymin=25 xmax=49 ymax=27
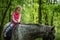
xmin=12 ymin=15 xmax=17 ymax=23
xmin=18 ymin=14 xmax=21 ymax=23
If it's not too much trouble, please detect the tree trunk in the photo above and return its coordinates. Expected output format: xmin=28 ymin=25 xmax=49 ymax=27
xmin=38 ymin=0 xmax=42 ymax=24
xmin=9 ymin=8 xmax=11 ymax=22
xmin=0 ymin=0 xmax=12 ymax=40
xmin=51 ymin=11 xmax=54 ymax=26
xmin=45 ymin=11 xmax=49 ymax=25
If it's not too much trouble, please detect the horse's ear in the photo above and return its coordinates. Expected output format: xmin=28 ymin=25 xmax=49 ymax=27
xmin=51 ymin=26 xmax=55 ymax=31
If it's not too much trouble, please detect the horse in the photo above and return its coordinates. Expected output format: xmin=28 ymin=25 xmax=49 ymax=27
xmin=3 ymin=22 xmax=55 ymax=40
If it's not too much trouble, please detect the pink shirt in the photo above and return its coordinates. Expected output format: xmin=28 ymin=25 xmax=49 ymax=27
xmin=11 ymin=12 xmax=21 ymax=23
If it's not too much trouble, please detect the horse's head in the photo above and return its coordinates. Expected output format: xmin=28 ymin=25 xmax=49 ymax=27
xmin=39 ymin=25 xmax=55 ymax=40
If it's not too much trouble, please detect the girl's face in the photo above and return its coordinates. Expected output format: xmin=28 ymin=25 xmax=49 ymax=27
xmin=16 ymin=8 xmax=21 ymax=13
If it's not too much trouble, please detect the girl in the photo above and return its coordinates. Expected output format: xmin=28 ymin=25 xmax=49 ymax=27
xmin=4 ymin=6 xmax=21 ymax=40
